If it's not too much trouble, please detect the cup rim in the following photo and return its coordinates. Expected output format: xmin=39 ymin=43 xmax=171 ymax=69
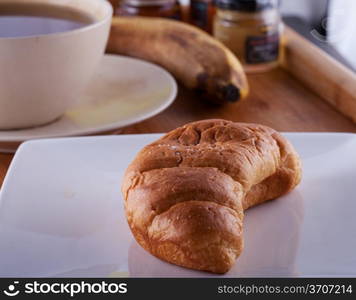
xmin=0 ymin=0 xmax=113 ymax=41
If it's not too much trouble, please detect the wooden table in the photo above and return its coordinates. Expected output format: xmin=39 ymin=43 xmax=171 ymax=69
xmin=1 ymin=67 xmax=356 ymax=187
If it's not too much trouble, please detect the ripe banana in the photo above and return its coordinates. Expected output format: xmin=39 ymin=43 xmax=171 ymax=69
xmin=107 ymin=17 xmax=249 ymax=104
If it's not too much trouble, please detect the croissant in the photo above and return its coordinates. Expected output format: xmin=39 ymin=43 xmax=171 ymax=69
xmin=122 ymin=120 xmax=302 ymax=274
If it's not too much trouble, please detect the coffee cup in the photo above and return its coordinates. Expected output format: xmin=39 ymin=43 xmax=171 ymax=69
xmin=0 ymin=0 xmax=112 ymax=129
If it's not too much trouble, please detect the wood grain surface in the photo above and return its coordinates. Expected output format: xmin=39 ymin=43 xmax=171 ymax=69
xmin=121 ymin=70 xmax=356 ymax=135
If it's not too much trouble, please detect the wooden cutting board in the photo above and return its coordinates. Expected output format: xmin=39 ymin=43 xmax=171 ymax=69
xmin=121 ymin=26 xmax=356 ymax=134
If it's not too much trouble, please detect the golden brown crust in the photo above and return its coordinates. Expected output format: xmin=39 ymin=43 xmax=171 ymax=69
xmin=122 ymin=119 xmax=302 ymax=274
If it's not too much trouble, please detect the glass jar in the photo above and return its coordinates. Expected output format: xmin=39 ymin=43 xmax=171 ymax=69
xmin=116 ymin=0 xmax=182 ymax=20
xmin=213 ymin=0 xmax=283 ymax=73
xmin=190 ymin=0 xmax=216 ymax=33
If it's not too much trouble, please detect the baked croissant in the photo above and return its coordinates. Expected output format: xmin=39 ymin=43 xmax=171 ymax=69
xmin=122 ymin=120 xmax=302 ymax=274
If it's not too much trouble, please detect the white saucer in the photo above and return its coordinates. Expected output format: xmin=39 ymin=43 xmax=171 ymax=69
xmin=0 ymin=54 xmax=177 ymax=152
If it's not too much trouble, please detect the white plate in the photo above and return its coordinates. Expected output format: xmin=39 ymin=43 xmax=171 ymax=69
xmin=0 ymin=55 xmax=177 ymax=152
xmin=0 ymin=133 xmax=356 ymax=277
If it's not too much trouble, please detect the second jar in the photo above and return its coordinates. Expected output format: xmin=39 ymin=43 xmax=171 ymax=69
xmin=117 ymin=0 xmax=182 ymax=19
xmin=213 ymin=0 xmax=284 ymax=73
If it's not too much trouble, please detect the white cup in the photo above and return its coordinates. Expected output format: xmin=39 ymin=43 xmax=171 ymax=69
xmin=0 ymin=0 xmax=112 ymax=129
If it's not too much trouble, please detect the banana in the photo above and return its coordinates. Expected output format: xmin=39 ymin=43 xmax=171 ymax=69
xmin=107 ymin=17 xmax=249 ymax=104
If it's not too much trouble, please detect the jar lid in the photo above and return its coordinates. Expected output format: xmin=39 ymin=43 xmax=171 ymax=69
xmin=215 ymin=0 xmax=276 ymax=12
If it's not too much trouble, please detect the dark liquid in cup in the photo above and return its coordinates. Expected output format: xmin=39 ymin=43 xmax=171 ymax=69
xmin=0 ymin=3 xmax=95 ymax=38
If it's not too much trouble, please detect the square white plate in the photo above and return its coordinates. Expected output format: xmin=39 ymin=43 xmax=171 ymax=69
xmin=0 ymin=133 xmax=356 ymax=277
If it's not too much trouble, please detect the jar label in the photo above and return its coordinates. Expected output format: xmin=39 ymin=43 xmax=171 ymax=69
xmin=245 ymin=33 xmax=279 ymax=64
